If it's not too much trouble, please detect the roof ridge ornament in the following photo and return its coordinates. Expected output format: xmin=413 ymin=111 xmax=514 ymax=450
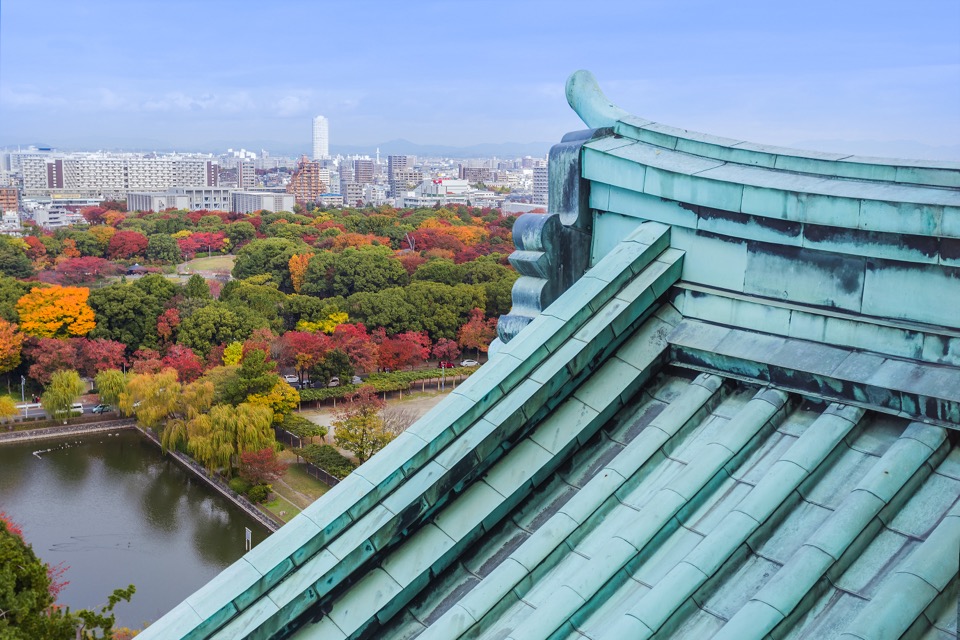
xmin=566 ymin=70 xmax=629 ymax=128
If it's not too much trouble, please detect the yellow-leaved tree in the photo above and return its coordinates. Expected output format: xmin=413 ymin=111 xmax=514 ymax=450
xmin=16 ymin=286 xmax=96 ymax=338
xmin=288 ymin=252 xmax=314 ymax=294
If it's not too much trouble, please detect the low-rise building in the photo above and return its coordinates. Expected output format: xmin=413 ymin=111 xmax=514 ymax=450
xmin=231 ymin=191 xmax=295 ymax=214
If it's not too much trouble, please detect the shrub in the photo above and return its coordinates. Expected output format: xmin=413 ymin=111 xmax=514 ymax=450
xmin=295 ymin=444 xmax=357 ymax=479
xmin=247 ymin=484 xmax=270 ymax=503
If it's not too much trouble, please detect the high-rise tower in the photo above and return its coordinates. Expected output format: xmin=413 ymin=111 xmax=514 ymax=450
xmin=312 ymin=116 xmax=329 ymax=160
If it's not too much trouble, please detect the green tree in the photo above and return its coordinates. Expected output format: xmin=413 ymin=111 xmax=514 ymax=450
xmin=333 ymin=386 xmax=392 ymax=463
xmin=41 ymin=370 xmax=86 ymax=424
xmin=89 ymin=283 xmax=157 ymax=351
xmin=232 ymin=237 xmax=307 ymax=293
xmin=310 ymin=348 xmax=354 ymax=385
xmin=225 ymin=221 xmax=256 ymax=248
xmin=412 ymin=258 xmax=464 ymax=286
xmin=462 ymin=255 xmax=519 ymax=317
xmin=133 ymin=272 xmax=179 ymax=303
xmin=58 ymin=230 xmax=102 ymax=257
xmin=223 ymin=349 xmax=278 ymax=405
xmin=0 ymin=237 xmax=33 ymax=278
xmin=177 ymin=301 xmax=269 ymax=357
xmin=302 ymin=246 xmax=408 ymax=298
xmin=146 ymin=233 xmax=182 ymax=263
xmin=94 ymin=369 xmax=127 ymax=406
xmin=0 ymin=275 xmax=31 ymax=322
xmin=220 ymin=275 xmax=286 ymax=330
xmin=184 ymin=274 xmax=212 ymax=300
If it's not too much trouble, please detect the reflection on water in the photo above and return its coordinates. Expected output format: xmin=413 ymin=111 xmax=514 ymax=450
xmin=0 ymin=430 xmax=271 ymax=629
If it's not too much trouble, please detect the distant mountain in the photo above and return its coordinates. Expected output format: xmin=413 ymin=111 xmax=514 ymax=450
xmin=331 ymin=139 xmax=552 ymax=159
xmin=2 ymin=138 xmax=553 ymax=159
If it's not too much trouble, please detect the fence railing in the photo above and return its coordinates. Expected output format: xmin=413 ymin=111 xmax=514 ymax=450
xmin=273 ymin=427 xmax=303 ymax=449
xmin=300 ymin=461 xmax=340 ymax=487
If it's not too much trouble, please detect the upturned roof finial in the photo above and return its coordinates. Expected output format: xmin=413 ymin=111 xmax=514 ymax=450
xmin=565 ymin=70 xmax=629 ymax=128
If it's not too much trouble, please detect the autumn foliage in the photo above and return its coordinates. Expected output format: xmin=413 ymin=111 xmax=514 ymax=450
xmin=288 ymin=253 xmax=313 ymax=294
xmin=0 ymin=319 xmax=24 ymax=374
xmin=16 ymin=286 xmax=96 ymax=338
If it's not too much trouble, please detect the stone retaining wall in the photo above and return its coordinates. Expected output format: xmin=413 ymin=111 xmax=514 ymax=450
xmin=0 ymin=419 xmax=137 ymax=443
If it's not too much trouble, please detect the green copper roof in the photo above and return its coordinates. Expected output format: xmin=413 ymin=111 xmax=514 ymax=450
xmin=142 ymin=72 xmax=959 ymax=639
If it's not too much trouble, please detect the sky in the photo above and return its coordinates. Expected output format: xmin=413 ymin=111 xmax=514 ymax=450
xmin=1 ymin=0 xmax=958 ymax=159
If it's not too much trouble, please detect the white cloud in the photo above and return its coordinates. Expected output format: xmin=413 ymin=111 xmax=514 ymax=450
xmin=274 ymin=95 xmax=310 ymax=117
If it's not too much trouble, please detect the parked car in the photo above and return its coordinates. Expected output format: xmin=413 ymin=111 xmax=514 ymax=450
xmin=283 ymin=374 xmax=299 ymax=385
xmin=351 ymin=376 xmax=362 ymax=384
xmin=460 ymin=359 xmax=480 ymax=367
xmin=438 ymin=361 xmax=456 ymax=369
xmin=327 ymin=377 xmax=340 ymax=387
xmin=92 ymin=404 xmax=112 ymax=414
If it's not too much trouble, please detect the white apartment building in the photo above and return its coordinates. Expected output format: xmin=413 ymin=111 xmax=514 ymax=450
xmin=533 ymin=165 xmax=549 ymax=207
xmin=313 ymin=116 xmax=329 ymax=160
xmin=232 ymin=191 xmax=295 ymax=214
xmin=22 ymin=153 xmax=217 ymax=199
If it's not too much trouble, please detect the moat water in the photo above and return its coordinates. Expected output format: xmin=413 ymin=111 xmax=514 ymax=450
xmin=0 ymin=429 xmax=271 ymax=629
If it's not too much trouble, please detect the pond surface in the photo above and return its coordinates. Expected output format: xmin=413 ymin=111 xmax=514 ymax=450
xmin=0 ymin=429 xmax=271 ymax=629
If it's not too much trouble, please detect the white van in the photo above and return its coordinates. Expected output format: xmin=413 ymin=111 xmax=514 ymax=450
xmin=53 ymin=403 xmax=84 ymax=422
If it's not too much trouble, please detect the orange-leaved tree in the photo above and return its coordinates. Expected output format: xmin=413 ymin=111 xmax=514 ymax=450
xmin=16 ymin=286 xmax=96 ymax=338
xmin=0 ymin=319 xmax=24 ymax=375
xmin=288 ymin=252 xmax=314 ymax=294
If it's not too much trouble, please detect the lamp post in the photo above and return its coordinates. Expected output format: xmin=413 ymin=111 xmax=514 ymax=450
xmin=20 ymin=375 xmax=25 ymax=403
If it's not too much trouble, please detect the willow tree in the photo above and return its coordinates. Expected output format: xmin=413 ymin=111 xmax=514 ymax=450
xmin=120 ymin=368 xmax=180 ymax=431
xmin=41 ymin=370 xmax=86 ymax=424
xmin=161 ymin=378 xmax=214 ymax=452
xmin=186 ymin=403 xmax=274 ymax=475
xmin=94 ymin=369 xmax=127 ymax=406
xmin=234 ymin=402 xmax=275 ymax=455
xmin=187 ymin=413 xmax=233 ymax=475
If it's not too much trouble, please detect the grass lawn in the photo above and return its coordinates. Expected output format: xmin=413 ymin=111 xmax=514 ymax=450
xmin=178 ymin=255 xmax=236 ymax=273
xmin=281 ymin=461 xmax=331 ymax=502
xmin=262 ymin=496 xmax=300 ymax=524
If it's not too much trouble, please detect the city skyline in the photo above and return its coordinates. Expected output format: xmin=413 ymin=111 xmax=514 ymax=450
xmin=1 ymin=1 xmax=959 ymax=160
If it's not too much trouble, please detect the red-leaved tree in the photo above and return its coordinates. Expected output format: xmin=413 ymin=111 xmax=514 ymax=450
xmin=277 ymin=331 xmax=331 ymax=381
xmin=458 ymin=307 xmax=497 ymax=358
xmin=161 ymin=344 xmax=204 ymax=382
xmin=130 ymin=348 xmax=164 ymax=374
xmin=107 ymin=231 xmax=149 ymax=260
xmin=76 ymin=338 xmax=127 ymax=377
xmin=238 ymin=448 xmax=286 ymax=485
xmin=46 ymin=257 xmax=121 ymax=285
xmin=431 ymin=337 xmax=461 ymax=363
xmin=378 ymin=331 xmax=430 ymax=371
xmin=331 ymin=323 xmax=377 ymax=372
xmin=156 ymin=308 xmax=180 ymax=344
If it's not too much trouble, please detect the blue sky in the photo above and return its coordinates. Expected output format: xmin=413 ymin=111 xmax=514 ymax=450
xmin=1 ymin=0 xmax=958 ymax=158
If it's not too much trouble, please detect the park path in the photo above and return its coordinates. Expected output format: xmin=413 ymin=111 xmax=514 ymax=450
xmin=297 ymin=389 xmax=452 ymax=459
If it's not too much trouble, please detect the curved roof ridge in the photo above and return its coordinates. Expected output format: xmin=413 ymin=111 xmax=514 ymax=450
xmin=566 ymin=70 xmax=960 ymax=188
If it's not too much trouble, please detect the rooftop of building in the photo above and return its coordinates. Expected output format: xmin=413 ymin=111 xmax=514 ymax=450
xmin=138 ymin=71 xmax=960 ymax=640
